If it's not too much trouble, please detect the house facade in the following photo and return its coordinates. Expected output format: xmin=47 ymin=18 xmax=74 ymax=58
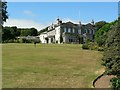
xmin=40 ymin=18 xmax=97 ymax=44
xmin=39 ymin=32 xmax=48 ymax=43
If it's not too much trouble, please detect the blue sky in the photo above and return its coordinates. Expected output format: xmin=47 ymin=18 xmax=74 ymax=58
xmin=4 ymin=2 xmax=118 ymax=31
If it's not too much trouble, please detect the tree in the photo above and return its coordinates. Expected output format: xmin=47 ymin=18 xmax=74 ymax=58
xmin=102 ymin=19 xmax=120 ymax=76
xmin=30 ymin=28 xmax=38 ymax=36
xmin=95 ymin=21 xmax=107 ymax=30
xmin=2 ymin=27 xmax=11 ymax=42
xmin=38 ymin=27 xmax=48 ymax=35
xmin=95 ymin=20 xmax=118 ymax=46
xmin=20 ymin=28 xmax=38 ymax=36
xmin=0 ymin=1 xmax=8 ymax=25
xmin=0 ymin=1 xmax=8 ymax=43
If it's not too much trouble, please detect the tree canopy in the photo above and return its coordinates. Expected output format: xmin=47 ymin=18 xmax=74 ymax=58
xmin=95 ymin=21 xmax=107 ymax=30
xmin=95 ymin=20 xmax=118 ymax=46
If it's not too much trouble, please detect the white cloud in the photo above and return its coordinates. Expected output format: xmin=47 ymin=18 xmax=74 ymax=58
xmin=23 ymin=10 xmax=35 ymax=17
xmin=3 ymin=19 xmax=46 ymax=31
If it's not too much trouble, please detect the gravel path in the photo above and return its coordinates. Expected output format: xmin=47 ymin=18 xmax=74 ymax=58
xmin=94 ymin=75 xmax=115 ymax=88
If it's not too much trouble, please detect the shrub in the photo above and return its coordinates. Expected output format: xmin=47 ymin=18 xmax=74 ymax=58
xmin=18 ymin=38 xmax=23 ymax=43
xmin=7 ymin=39 xmax=15 ymax=43
xmin=98 ymin=47 xmax=104 ymax=51
xmin=102 ymin=22 xmax=120 ymax=76
xmin=82 ymin=43 xmax=89 ymax=49
xmin=110 ymin=77 xmax=120 ymax=89
xmin=15 ymin=39 xmax=20 ymax=43
xmin=26 ymin=39 xmax=33 ymax=43
xmin=88 ymin=42 xmax=98 ymax=50
xmin=21 ymin=38 xmax=26 ymax=43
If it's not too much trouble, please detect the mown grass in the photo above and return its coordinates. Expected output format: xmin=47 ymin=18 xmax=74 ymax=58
xmin=2 ymin=43 xmax=103 ymax=88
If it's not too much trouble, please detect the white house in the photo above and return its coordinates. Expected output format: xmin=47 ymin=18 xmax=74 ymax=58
xmin=40 ymin=18 xmax=97 ymax=44
xmin=39 ymin=32 xmax=47 ymax=43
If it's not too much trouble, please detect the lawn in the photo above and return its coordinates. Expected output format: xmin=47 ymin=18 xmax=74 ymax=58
xmin=2 ymin=43 xmax=104 ymax=88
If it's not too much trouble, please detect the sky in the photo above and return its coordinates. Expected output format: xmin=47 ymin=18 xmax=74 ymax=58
xmin=4 ymin=2 xmax=118 ymax=31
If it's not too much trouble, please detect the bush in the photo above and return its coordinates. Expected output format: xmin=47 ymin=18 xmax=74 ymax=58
xmin=15 ymin=39 xmax=20 ymax=43
xmin=18 ymin=38 xmax=23 ymax=43
xmin=82 ymin=43 xmax=89 ymax=49
xmin=26 ymin=39 xmax=33 ymax=43
xmin=7 ymin=39 xmax=15 ymax=43
xmin=98 ymin=47 xmax=104 ymax=51
xmin=110 ymin=77 xmax=120 ymax=89
xmin=21 ymin=38 xmax=26 ymax=43
xmin=88 ymin=42 xmax=98 ymax=50
xmin=82 ymin=42 xmax=104 ymax=51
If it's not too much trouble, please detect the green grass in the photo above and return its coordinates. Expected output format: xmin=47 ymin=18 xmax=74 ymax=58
xmin=2 ymin=43 xmax=103 ymax=88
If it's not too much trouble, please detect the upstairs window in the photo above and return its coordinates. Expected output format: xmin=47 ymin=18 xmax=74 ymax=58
xmin=78 ymin=29 xmax=81 ymax=34
xmin=84 ymin=29 xmax=87 ymax=33
xmin=73 ymin=28 xmax=75 ymax=33
xmin=87 ymin=29 xmax=90 ymax=33
xmin=68 ymin=28 xmax=71 ymax=33
xmin=64 ymin=27 xmax=67 ymax=32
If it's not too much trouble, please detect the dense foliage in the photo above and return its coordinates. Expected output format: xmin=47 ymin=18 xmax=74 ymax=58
xmin=2 ymin=26 xmax=38 ymax=43
xmin=102 ymin=19 xmax=120 ymax=76
xmin=110 ymin=77 xmax=120 ymax=89
xmin=18 ymin=28 xmax=38 ymax=36
xmin=95 ymin=20 xmax=118 ymax=46
xmin=95 ymin=21 xmax=107 ymax=30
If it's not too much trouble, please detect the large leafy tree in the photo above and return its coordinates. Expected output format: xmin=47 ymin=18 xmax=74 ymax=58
xmin=95 ymin=20 xmax=117 ymax=46
xmin=102 ymin=18 xmax=120 ymax=76
xmin=30 ymin=28 xmax=38 ymax=36
xmin=95 ymin=21 xmax=107 ymax=30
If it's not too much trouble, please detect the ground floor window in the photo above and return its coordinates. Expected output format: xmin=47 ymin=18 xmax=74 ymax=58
xmin=51 ymin=38 xmax=53 ymax=42
xmin=69 ymin=39 xmax=73 ymax=42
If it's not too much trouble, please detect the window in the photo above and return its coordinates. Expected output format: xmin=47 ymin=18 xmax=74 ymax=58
xmin=73 ymin=28 xmax=75 ymax=33
xmin=93 ymin=29 xmax=95 ymax=34
xmin=64 ymin=27 xmax=67 ymax=32
xmin=91 ymin=30 xmax=93 ymax=34
xmin=89 ymin=29 xmax=92 ymax=34
xmin=84 ymin=29 xmax=87 ymax=33
xmin=87 ymin=29 xmax=90 ymax=33
xmin=68 ymin=28 xmax=71 ymax=33
xmin=78 ymin=29 xmax=81 ymax=34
